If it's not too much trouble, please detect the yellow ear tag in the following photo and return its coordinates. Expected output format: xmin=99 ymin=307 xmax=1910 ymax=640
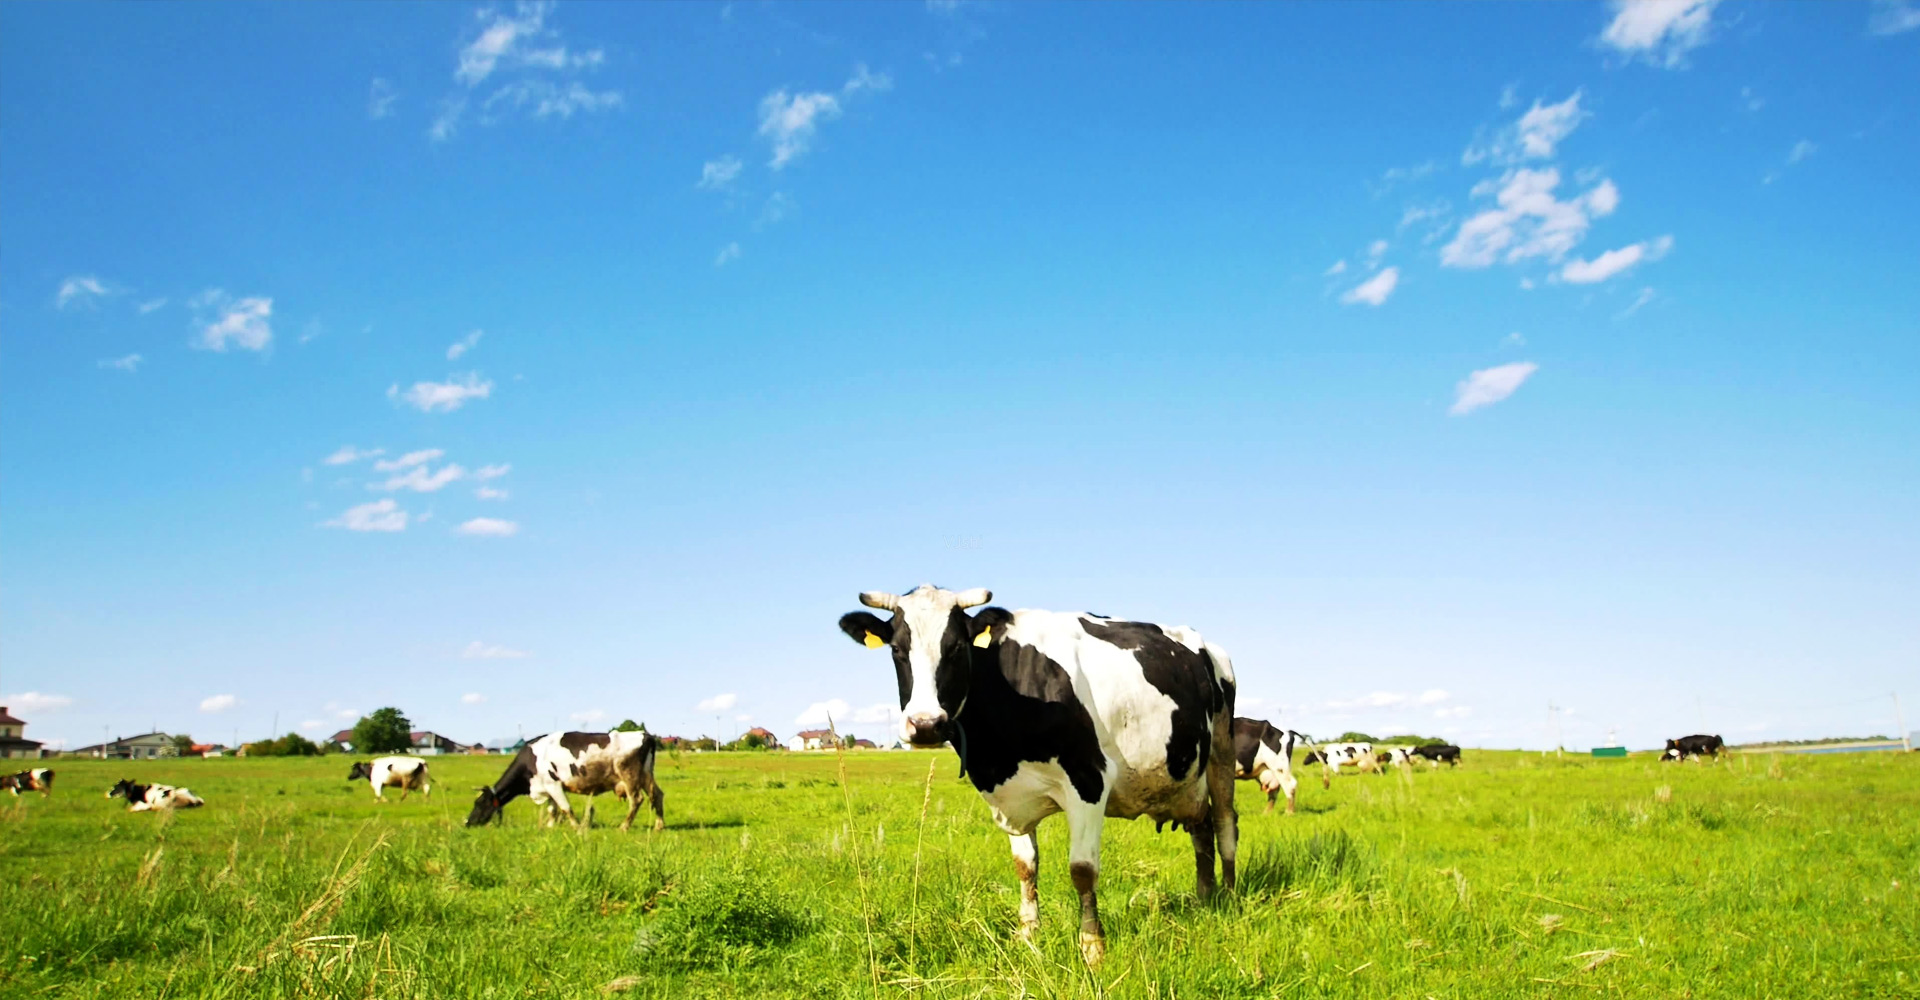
xmin=973 ymin=628 xmax=993 ymax=648
xmin=863 ymin=632 xmax=885 ymax=649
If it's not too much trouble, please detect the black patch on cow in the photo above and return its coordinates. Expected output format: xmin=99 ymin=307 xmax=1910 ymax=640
xmin=109 ymin=779 xmax=150 ymax=803
xmin=558 ymin=731 xmax=610 ymax=756
xmin=468 ymin=745 xmax=537 ymax=826
xmin=951 ymin=625 xmax=1107 ymax=804
xmin=1231 ymin=717 xmax=1286 ymax=776
xmin=347 ymin=762 xmax=372 ymax=782
xmin=1079 ymin=618 xmax=1217 ymax=782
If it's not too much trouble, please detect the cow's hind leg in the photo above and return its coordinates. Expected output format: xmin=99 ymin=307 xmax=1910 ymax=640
xmin=1208 ymin=719 xmax=1240 ymax=892
xmin=1009 ymin=832 xmax=1040 ymax=942
xmin=645 ymin=777 xmax=665 ymax=832
xmin=1063 ymin=799 xmax=1107 ymax=967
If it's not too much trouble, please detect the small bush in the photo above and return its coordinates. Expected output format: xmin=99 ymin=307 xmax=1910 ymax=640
xmin=636 ymin=863 xmax=810 ymax=968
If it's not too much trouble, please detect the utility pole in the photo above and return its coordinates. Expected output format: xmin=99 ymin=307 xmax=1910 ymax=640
xmin=271 ymin=712 xmax=278 ymax=741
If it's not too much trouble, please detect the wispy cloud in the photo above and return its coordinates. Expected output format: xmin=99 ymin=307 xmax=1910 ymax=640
xmin=462 ymin=692 xmax=487 ymax=705
xmin=699 ymin=155 xmax=743 ymax=190
xmin=473 ymin=463 xmax=511 ymax=480
xmin=1617 ymin=286 xmax=1656 ymax=319
xmin=325 ymin=445 xmax=386 ymax=466
xmin=1600 ymin=0 xmax=1719 ymax=68
xmin=57 ymin=275 xmax=113 ymax=310
xmin=697 ymin=693 xmax=738 ymax=711
xmin=1787 ymin=139 xmax=1816 ymax=165
xmin=436 ymin=1 xmax=616 ymax=141
xmin=456 ymin=517 xmax=519 ymax=537
xmin=1323 ymin=259 xmax=1348 ymax=277
xmin=715 ymin=242 xmax=742 ymax=266
xmin=369 ymin=78 xmax=399 ymax=119
xmin=1870 ymin=0 xmax=1920 ymax=35
xmin=388 ymin=374 xmax=493 ymax=412
xmin=1441 ymin=169 xmax=1618 ymax=269
xmin=446 ymin=330 xmax=483 ymax=360
xmin=374 ymin=448 xmax=442 ymax=471
xmin=456 ymin=1 xmax=553 ymax=86
xmin=756 ymin=65 xmax=891 ymax=170
xmin=1450 ymin=361 xmax=1539 ymax=416
xmin=462 ymin=641 xmax=528 ymax=660
xmin=98 ymin=353 xmax=142 ymax=372
xmin=1559 ymin=235 xmax=1673 ymax=284
xmin=1 ymin=691 xmax=73 ymax=713
xmin=1340 ymin=266 xmax=1400 ymax=306
xmin=200 ymin=694 xmax=238 ymax=713
xmin=190 ymin=290 xmax=274 ymax=352
xmin=475 ymin=486 xmax=510 ymax=500
xmin=481 ymin=79 xmax=621 ymax=121
xmin=323 ymin=498 xmax=409 ymax=532
xmin=1463 ymin=91 xmax=1588 ymax=166
xmin=137 ymin=297 xmax=168 ymax=314
xmin=376 ymin=463 xmax=466 ymax=492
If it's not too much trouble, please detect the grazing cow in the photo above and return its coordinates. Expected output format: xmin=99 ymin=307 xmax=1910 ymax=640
xmin=106 ymin=779 xmax=204 ymax=811
xmin=1663 ymin=734 xmax=1725 ymax=761
xmin=1377 ymin=746 xmax=1413 ymax=769
xmin=1232 ymin=718 xmax=1307 ymax=814
xmin=1410 ymin=743 xmax=1462 ymax=767
xmin=839 ymin=584 xmax=1239 ymax=967
xmin=2 ymin=768 xmax=54 ymax=796
xmin=466 ymin=730 xmax=664 ymax=832
xmin=346 ymin=757 xmax=432 ymax=802
xmin=1313 ymin=742 xmax=1380 ymax=787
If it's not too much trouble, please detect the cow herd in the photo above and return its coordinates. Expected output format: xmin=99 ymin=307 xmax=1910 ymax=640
xmin=13 ymin=584 xmax=1744 ymax=968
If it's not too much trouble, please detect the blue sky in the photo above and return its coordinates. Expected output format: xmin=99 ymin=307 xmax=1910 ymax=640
xmin=3 ymin=1 xmax=1916 ymax=753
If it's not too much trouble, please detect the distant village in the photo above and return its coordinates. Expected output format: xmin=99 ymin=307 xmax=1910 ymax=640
xmin=0 ymin=705 xmax=887 ymax=760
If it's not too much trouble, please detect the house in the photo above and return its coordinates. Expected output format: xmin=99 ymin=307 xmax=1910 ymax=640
xmin=66 ymin=732 xmax=175 ymax=760
xmin=851 ymin=738 xmax=878 ymax=750
xmin=189 ymin=743 xmax=228 ymax=758
xmin=409 ymin=731 xmax=468 ymax=755
xmin=326 ymin=729 xmax=355 ymax=753
xmin=788 ymin=729 xmax=841 ymax=751
xmin=0 ymin=707 xmax=45 ymax=759
xmin=743 ymin=726 xmax=778 ymax=744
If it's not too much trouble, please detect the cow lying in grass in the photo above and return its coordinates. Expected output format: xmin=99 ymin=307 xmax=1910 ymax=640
xmin=466 ymin=730 xmax=664 ymax=832
xmin=107 ymin=779 xmax=204 ymax=811
xmin=347 ymin=757 xmax=431 ymax=802
xmin=1 ymin=768 xmax=54 ymax=796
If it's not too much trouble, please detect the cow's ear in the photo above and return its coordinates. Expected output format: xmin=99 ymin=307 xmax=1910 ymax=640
xmin=839 ymin=612 xmax=893 ymax=649
xmin=967 ymin=607 xmax=1013 ymax=648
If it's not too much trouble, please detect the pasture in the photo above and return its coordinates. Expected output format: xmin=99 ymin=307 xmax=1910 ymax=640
xmin=2 ymin=748 xmax=1914 ymax=999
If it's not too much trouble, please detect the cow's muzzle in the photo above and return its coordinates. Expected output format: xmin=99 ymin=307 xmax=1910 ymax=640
xmin=904 ymin=712 xmax=950 ymax=748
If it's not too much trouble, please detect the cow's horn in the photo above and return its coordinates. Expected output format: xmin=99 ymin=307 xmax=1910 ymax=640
xmin=954 ymin=588 xmax=991 ymax=609
xmin=859 ymin=591 xmax=900 ymax=611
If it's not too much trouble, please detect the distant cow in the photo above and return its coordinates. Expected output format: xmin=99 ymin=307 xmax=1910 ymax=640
xmin=1410 ymin=744 xmax=1461 ymax=767
xmin=466 ymin=730 xmax=664 ymax=832
xmin=838 ymin=584 xmax=1239 ymax=967
xmin=1377 ymin=746 xmax=1413 ymax=769
xmin=1663 ymin=734 xmax=1724 ymax=761
xmin=1232 ymin=718 xmax=1307 ymax=814
xmin=1314 ymin=742 xmax=1380 ymax=787
xmin=347 ymin=757 xmax=432 ymax=801
xmin=2 ymin=768 xmax=54 ymax=796
xmin=107 ymin=779 xmax=204 ymax=811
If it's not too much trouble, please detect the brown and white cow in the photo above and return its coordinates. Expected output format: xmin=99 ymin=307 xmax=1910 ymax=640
xmin=346 ymin=757 xmax=432 ymax=801
xmin=107 ymin=779 xmax=204 ymax=811
xmin=2 ymin=768 xmax=54 ymax=797
xmin=466 ymin=730 xmax=664 ymax=832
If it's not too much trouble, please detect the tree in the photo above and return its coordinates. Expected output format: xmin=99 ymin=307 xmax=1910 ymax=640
xmin=352 ymin=707 xmax=414 ymax=754
xmin=1336 ymin=731 xmax=1379 ymax=744
xmin=170 ymin=734 xmax=196 ymax=756
xmin=612 ymin=719 xmax=646 ymax=733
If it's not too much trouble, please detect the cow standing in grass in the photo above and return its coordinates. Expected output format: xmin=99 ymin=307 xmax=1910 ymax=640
xmin=465 ymin=730 xmax=664 ymax=832
xmin=2 ymin=768 xmax=54 ymax=796
xmin=347 ymin=757 xmax=432 ymax=802
xmin=1411 ymin=744 xmax=1461 ymax=767
xmin=1232 ymin=718 xmax=1307 ymax=814
xmin=1314 ymin=743 xmax=1381 ymax=787
xmin=107 ymin=779 xmax=204 ymax=811
xmin=1663 ymin=734 xmax=1725 ymax=761
xmin=838 ymin=584 xmax=1239 ymax=967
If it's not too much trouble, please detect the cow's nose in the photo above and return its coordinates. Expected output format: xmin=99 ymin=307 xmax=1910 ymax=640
xmin=904 ymin=712 xmax=948 ymax=746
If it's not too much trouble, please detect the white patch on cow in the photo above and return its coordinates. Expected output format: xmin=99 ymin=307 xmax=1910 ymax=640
xmin=364 ymin=756 xmax=431 ymax=801
xmin=894 ymin=585 xmax=965 ymax=735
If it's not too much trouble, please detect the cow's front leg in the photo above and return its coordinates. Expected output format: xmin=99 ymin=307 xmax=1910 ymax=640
xmin=1063 ymin=799 xmax=1107 ymax=967
xmin=1008 ymin=832 xmax=1040 ymax=942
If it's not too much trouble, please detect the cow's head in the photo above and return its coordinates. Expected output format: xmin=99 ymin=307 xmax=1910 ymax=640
xmin=466 ymin=786 xmax=505 ymax=826
xmin=838 ymin=584 xmax=1004 ymax=747
xmin=106 ymin=779 xmax=135 ymax=800
xmin=347 ymin=762 xmax=372 ymax=782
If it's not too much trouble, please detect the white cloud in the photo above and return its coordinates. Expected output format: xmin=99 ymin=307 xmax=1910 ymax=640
xmin=57 ymin=275 xmax=112 ymax=309
xmin=1740 ymin=86 xmax=1765 ymax=113
xmin=1417 ymin=689 xmax=1451 ymax=705
xmin=462 ymin=692 xmax=487 ymax=705
xmin=1787 ymin=139 xmax=1816 ymax=165
xmin=1323 ymin=259 xmax=1348 ymax=276
xmin=1441 ymin=169 xmax=1617 ymax=269
xmin=369 ymin=78 xmax=399 ymax=119
xmin=843 ymin=63 xmax=892 ymax=96
xmin=457 ymin=517 xmax=520 ymax=537
xmin=1450 ymin=361 xmax=1539 ymax=415
xmin=1870 ymin=0 xmax=1920 ymax=35
xmin=373 ymin=448 xmax=443 ymax=471
xmin=794 ymin=698 xmax=851 ymax=726
xmin=715 ymin=242 xmax=741 ymax=267
xmin=1618 ymin=286 xmax=1657 ymax=318
xmin=377 ymin=463 xmax=466 ymax=492
xmin=482 ymin=79 xmax=622 ymax=120
xmin=439 ymin=2 xmax=616 ymax=139
xmin=1558 ymin=234 xmax=1672 ymax=284
xmin=1340 ymin=266 xmax=1400 ymax=306
xmin=698 ymin=155 xmax=743 ymax=190
xmin=191 ymin=290 xmax=274 ymax=352
xmin=200 ymin=694 xmax=238 ymax=713
xmin=456 ymin=2 xmax=551 ymax=86
xmin=138 ymin=297 xmax=168 ymax=314
xmin=849 ymin=703 xmax=896 ymax=725
xmin=758 ymin=192 xmax=795 ymax=227
xmin=1503 ymin=331 xmax=1528 ymax=347
xmin=98 ymin=354 xmax=142 ymax=372
xmin=326 ymin=445 xmax=386 ymax=466
xmin=1601 ymin=0 xmax=1718 ymax=68
xmin=1 ymin=692 xmax=73 ymax=714
xmin=475 ymin=486 xmax=509 ymax=500
xmin=462 ymin=641 xmax=528 ymax=660
xmin=430 ymin=97 xmax=466 ymax=142
xmin=388 ymin=373 xmax=494 ymax=412
xmin=447 ymin=330 xmax=483 ymax=360
xmin=323 ymin=498 xmax=409 ymax=532
xmin=697 ymin=693 xmax=739 ymax=712
xmin=1463 ymin=91 xmax=1588 ymax=165
xmin=336 ymin=708 xmax=361 ymax=721
xmin=758 ymin=89 xmax=842 ymax=169
xmin=1398 ymin=201 xmax=1451 ymax=231
xmin=1366 ymin=239 xmax=1389 ymax=262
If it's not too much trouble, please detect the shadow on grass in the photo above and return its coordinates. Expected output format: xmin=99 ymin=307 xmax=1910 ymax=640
xmin=664 ymin=817 xmax=747 ymax=831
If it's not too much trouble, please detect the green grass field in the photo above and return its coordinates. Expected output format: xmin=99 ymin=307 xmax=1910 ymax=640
xmin=3 ymin=748 xmax=1915 ymax=998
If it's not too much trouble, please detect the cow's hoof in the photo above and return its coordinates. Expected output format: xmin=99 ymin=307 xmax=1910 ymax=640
xmin=1079 ymin=932 xmax=1106 ymax=967
xmin=652 ymin=821 xmax=665 ymax=833
xmin=1014 ymin=922 xmax=1038 ymax=946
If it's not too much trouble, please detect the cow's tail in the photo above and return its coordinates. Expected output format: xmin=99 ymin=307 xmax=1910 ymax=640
xmin=638 ymin=734 xmax=665 ymax=832
xmin=1201 ymin=643 xmax=1239 ymax=890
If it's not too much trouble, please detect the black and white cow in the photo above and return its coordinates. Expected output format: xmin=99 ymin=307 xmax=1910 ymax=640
xmin=466 ymin=730 xmax=664 ymax=832
xmin=839 ymin=584 xmax=1239 ymax=966
xmin=1377 ymin=746 xmax=1413 ymax=769
xmin=1410 ymin=743 xmax=1461 ymax=767
xmin=1313 ymin=742 xmax=1380 ymax=787
xmin=2 ymin=768 xmax=54 ymax=796
xmin=346 ymin=757 xmax=432 ymax=801
xmin=1232 ymin=718 xmax=1308 ymax=814
xmin=106 ymin=779 xmax=204 ymax=811
xmin=1663 ymin=734 xmax=1724 ymax=761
